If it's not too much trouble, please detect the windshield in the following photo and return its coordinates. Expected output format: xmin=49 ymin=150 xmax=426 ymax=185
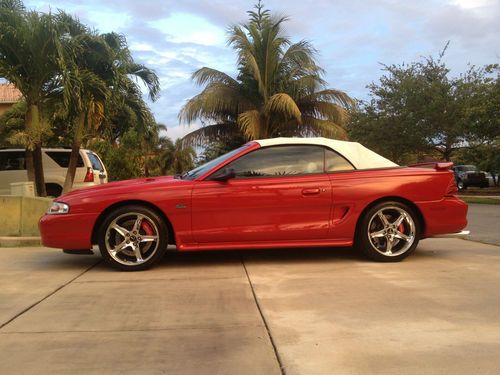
xmin=180 ymin=144 xmax=251 ymax=180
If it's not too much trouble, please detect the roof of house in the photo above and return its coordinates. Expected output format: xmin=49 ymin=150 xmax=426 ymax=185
xmin=254 ymin=137 xmax=399 ymax=169
xmin=0 ymin=83 xmax=22 ymax=104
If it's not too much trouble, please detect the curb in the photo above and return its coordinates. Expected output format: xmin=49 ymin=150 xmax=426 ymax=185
xmin=459 ymin=195 xmax=500 ymax=199
xmin=0 ymin=236 xmax=42 ymax=247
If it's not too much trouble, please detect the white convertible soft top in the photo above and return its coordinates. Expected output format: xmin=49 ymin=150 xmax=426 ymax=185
xmin=255 ymin=137 xmax=398 ymax=170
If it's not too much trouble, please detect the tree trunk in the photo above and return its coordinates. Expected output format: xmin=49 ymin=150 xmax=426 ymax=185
xmin=62 ymin=140 xmax=81 ymax=194
xmin=25 ymin=104 xmax=46 ymax=197
xmin=25 ymin=148 xmax=35 ymax=184
xmin=33 ymin=143 xmax=46 ymax=197
xmin=63 ymin=116 xmax=85 ymax=194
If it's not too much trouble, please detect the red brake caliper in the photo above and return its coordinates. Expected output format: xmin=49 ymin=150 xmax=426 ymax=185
xmin=398 ymin=223 xmax=405 ymax=234
xmin=141 ymin=221 xmax=154 ymax=235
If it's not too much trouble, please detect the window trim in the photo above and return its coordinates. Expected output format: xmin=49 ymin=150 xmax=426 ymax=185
xmin=205 ymin=144 xmax=356 ymax=181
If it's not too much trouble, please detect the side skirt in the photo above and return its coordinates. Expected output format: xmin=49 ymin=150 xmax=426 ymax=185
xmin=177 ymin=238 xmax=353 ymax=251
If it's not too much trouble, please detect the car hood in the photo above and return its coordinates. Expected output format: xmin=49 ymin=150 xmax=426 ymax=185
xmin=58 ymin=175 xmax=183 ymax=201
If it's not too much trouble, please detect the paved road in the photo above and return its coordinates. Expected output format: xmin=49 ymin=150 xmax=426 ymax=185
xmin=465 ymin=204 xmax=500 ymax=245
xmin=1 ymin=237 xmax=500 ymax=374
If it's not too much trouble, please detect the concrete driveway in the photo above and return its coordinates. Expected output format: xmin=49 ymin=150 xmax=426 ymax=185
xmin=0 ymin=204 xmax=499 ymax=374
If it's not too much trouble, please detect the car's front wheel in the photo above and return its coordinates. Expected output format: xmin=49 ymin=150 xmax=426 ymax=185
xmin=98 ymin=205 xmax=168 ymax=271
xmin=357 ymin=202 xmax=420 ymax=262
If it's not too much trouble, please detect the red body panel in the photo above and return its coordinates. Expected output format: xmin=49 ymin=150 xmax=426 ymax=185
xmin=39 ymin=145 xmax=468 ymax=252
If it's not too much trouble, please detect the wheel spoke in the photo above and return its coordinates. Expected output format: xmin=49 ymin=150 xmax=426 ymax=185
xmin=132 ymin=244 xmax=144 ymax=262
xmin=378 ymin=212 xmax=389 ymax=227
xmin=385 ymin=237 xmax=393 ymax=254
xmin=110 ymin=240 xmax=130 ymax=256
xmin=393 ymin=214 xmax=405 ymax=227
xmin=132 ymin=214 xmax=144 ymax=233
xmin=395 ymin=231 xmax=412 ymax=242
xmin=370 ymin=230 xmax=386 ymax=238
xmin=140 ymin=235 xmax=158 ymax=243
xmin=111 ymin=223 xmax=129 ymax=238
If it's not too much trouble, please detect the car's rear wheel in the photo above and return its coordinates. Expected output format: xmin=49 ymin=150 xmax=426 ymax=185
xmin=98 ymin=205 xmax=168 ymax=271
xmin=457 ymin=179 xmax=466 ymax=190
xmin=357 ymin=202 xmax=420 ymax=262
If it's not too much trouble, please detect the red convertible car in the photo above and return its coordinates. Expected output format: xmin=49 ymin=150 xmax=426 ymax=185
xmin=39 ymin=137 xmax=469 ymax=271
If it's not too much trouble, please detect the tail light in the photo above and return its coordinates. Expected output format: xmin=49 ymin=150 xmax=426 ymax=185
xmin=84 ymin=167 xmax=94 ymax=182
xmin=445 ymin=177 xmax=458 ymax=196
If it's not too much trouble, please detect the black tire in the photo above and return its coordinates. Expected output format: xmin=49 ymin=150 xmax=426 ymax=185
xmin=457 ymin=179 xmax=466 ymax=191
xmin=46 ymin=184 xmax=63 ymax=197
xmin=98 ymin=205 xmax=168 ymax=271
xmin=356 ymin=201 xmax=420 ymax=262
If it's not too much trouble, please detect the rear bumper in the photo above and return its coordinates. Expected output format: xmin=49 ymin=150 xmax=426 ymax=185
xmin=416 ymin=197 xmax=468 ymax=238
xmin=39 ymin=213 xmax=97 ymax=249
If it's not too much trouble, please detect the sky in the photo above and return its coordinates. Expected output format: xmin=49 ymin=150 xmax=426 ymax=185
xmin=24 ymin=0 xmax=500 ymax=140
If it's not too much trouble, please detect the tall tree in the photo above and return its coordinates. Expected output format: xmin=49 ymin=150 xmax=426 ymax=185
xmin=349 ymin=47 xmax=499 ymax=163
xmin=179 ymin=1 xmax=354 ymax=145
xmin=0 ymin=1 xmax=69 ymax=195
xmin=59 ymin=30 xmax=160 ymax=192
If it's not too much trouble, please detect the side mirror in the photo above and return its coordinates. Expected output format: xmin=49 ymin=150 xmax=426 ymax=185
xmin=211 ymin=168 xmax=236 ymax=182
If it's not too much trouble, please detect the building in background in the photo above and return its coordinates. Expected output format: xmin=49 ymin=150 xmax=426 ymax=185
xmin=0 ymin=83 xmax=22 ymax=116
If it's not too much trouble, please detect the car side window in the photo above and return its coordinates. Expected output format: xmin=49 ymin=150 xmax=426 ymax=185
xmin=325 ymin=149 xmax=355 ymax=172
xmin=0 ymin=151 xmax=26 ymax=171
xmin=45 ymin=151 xmax=84 ymax=168
xmin=212 ymin=145 xmax=325 ymax=179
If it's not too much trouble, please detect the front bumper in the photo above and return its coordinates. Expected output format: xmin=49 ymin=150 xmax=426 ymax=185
xmin=39 ymin=213 xmax=98 ymax=249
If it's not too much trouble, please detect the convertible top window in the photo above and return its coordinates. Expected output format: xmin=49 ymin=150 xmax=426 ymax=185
xmin=325 ymin=149 xmax=355 ymax=172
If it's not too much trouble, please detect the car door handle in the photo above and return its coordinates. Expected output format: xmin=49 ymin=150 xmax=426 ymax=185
xmin=302 ymin=188 xmax=320 ymax=196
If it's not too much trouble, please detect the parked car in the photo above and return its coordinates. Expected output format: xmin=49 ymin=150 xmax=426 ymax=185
xmin=452 ymin=165 xmax=489 ymax=190
xmin=39 ymin=137 xmax=468 ymax=271
xmin=0 ymin=148 xmax=108 ymax=196
xmin=480 ymin=171 xmax=496 ymax=187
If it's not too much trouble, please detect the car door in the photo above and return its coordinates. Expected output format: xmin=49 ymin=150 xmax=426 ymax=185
xmin=191 ymin=145 xmax=332 ymax=243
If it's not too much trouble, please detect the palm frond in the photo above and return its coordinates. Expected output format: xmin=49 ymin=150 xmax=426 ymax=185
xmin=181 ymin=123 xmax=241 ymax=147
xmin=301 ymin=115 xmax=348 ymax=139
xmin=299 ymin=89 xmax=356 ymax=109
xmin=127 ymin=63 xmax=160 ymax=101
xmin=300 ymin=100 xmax=349 ymax=125
xmin=237 ymin=109 xmax=262 ymax=139
xmin=192 ymin=67 xmax=240 ymax=87
xmin=179 ymin=82 xmax=254 ymax=124
xmin=264 ymin=93 xmax=301 ymax=122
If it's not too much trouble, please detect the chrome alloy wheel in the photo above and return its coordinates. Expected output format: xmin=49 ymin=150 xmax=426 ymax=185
xmin=367 ymin=206 xmax=416 ymax=257
xmin=104 ymin=212 xmax=160 ymax=266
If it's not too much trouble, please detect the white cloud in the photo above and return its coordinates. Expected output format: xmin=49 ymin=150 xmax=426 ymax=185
xmin=24 ymin=0 xmax=500 ymax=137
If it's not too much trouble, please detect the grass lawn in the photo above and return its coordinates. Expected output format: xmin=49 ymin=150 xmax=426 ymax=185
xmin=459 ymin=187 xmax=500 ymax=195
xmin=461 ymin=196 xmax=500 ymax=205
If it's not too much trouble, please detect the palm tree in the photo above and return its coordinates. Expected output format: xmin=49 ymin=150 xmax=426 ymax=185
xmin=0 ymin=1 xmax=68 ymax=195
xmin=170 ymin=139 xmax=196 ymax=174
xmin=179 ymin=1 xmax=354 ymax=146
xmin=59 ymin=30 xmax=160 ymax=192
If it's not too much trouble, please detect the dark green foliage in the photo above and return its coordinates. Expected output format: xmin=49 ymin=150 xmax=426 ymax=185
xmin=349 ymin=47 xmax=500 ymax=164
